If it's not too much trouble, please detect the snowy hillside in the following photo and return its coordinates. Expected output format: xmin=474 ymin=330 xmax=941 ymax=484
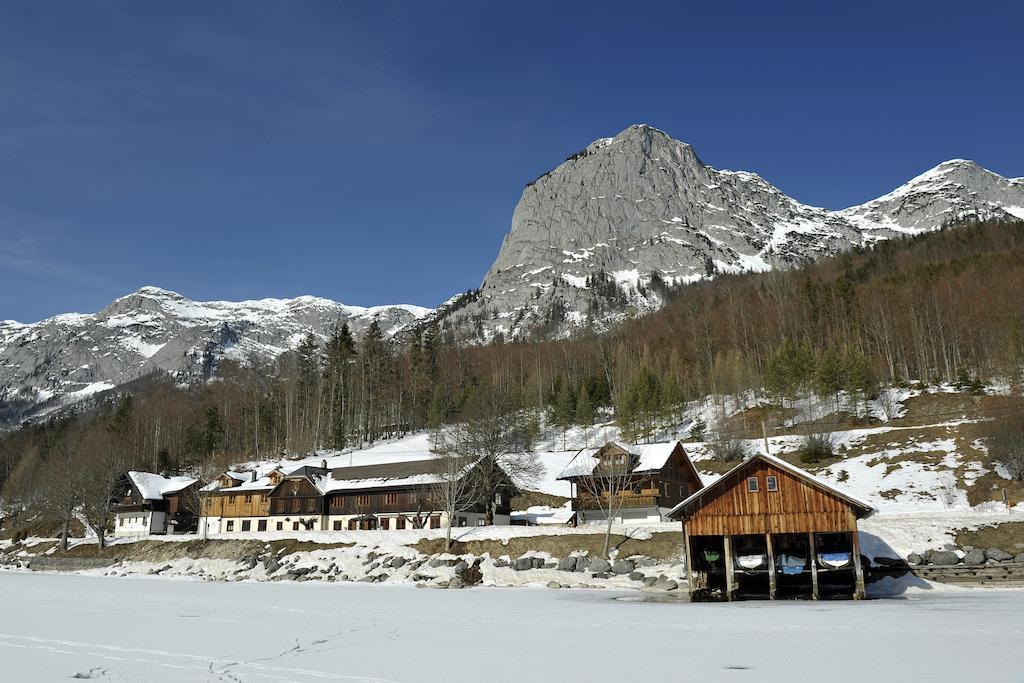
xmin=0 ymin=286 xmax=431 ymax=424
xmin=439 ymin=125 xmax=1024 ymax=341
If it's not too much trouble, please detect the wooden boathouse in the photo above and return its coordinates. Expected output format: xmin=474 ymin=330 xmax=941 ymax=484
xmin=667 ymin=453 xmax=874 ymax=601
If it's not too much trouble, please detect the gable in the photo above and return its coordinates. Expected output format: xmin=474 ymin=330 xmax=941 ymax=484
xmin=269 ymin=477 xmax=321 ymax=499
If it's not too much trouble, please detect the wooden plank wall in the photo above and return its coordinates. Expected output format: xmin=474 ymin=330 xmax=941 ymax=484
xmin=686 ymin=460 xmax=858 ymax=536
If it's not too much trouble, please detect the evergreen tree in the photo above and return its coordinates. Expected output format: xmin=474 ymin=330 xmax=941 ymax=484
xmin=815 ymin=347 xmax=845 ymax=409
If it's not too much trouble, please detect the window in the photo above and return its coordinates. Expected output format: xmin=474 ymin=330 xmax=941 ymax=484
xmin=457 ymin=516 xmax=467 ymax=527
xmin=241 ymin=520 xmax=251 ymax=532
xmin=396 ymin=517 xmax=406 ymax=530
xmin=766 ymin=476 xmax=779 ymax=492
xmin=293 ymin=522 xmax=300 ymax=531
xmin=381 ymin=518 xmax=390 ymax=530
xmin=430 ymin=515 xmax=441 ymax=529
xmin=244 ymin=495 xmax=253 ymax=504
xmin=348 ymin=520 xmax=357 ymax=530
xmin=306 ymin=499 xmax=316 ymax=512
xmin=384 ymin=492 xmax=399 ymax=505
xmin=226 ymin=520 xmax=234 ymax=531
xmin=333 ymin=520 xmax=343 ymax=531
xmin=747 ymin=477 xmax=759 ymax=492
xmin=494 ymin=492 xmax=503 ymax=505
xmin=477 ymin=519 xmax=486 ymax=526
xmin=356 ymin=495 xmax=371 ymax=507
xmin=291 ymin=499 xmax=300 ymax=512
xmin=257 ymin=520 xmax=267 ymax=531
xmin=276 ymin=521 xmax=283 ymax=531
xmin=229 ymin=495 xmax=236 ymax=504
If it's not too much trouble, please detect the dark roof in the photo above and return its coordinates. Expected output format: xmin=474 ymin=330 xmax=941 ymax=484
xmin=329 ymin=458 xmax=471 ymax=482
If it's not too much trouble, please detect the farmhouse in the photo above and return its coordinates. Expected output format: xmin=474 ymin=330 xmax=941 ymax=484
xmin=557 ymin=441 xmax=703 ymax=523
xmin=113 ymin=471 xmax=199 ymax=537
xmin=198 ymin=454 xmax=518 ymax=533
xmin=667 ymin=453 xmax=874 ymax=601
xmin=320 ymin=458 xmax=518 ymax=531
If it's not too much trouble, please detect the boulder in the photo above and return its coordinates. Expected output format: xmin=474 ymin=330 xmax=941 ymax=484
xmin=929 ymin=550 xmax=960 ymax=566
xmin=643 ymin=576 xmax=658 ymax=587
xmin=653 ymin=578 xmax=678 ymax=591
xmin=906 ymin=553 xmax=923 ymax=566
xmin=531 ymin=557 xmax=546 ymax=570
xmin=428 ymin=558 xmax=446 ymax=568
xmin=514 ymin=557 xmax=534 ymax=571
xmin=448 ymin=577 xmax=466 ymax=590
xmin=368 ymin=562 xmax=380 ymax=572
xmin=962 ymin=549 xmax=987 ymax=566
xmin=628 ymin=571 xmax=644 ymax=582
xmin=557 ymin=557 xmax=577 ymax=572
xmin=1015 ymin=554 xmax=1024 ymax=564
xmin=452 ymin=560 xmax=469 ymax=576
xmin=546 ymin=581 xmax=562 ymax=589
xmin=985 ymin=548 xmax=1013 ymax=562
xmin=574 ymin=556 xmax=591 ymax=572
xmin=543 ymin=562 xmax=557 ymax=569
xmin=636 ymin=557 xmax=657 ymax=568
xmin=390 ymin=557 xmax=407 ymax=569
xmin=611 ymin=560 xmax=634 ymax=575
xmin=493 ymin=558 xmax=509 ymax=568
xmin=592 ymin=572 xmax=610 ymax=579
xmin=589 ymin=558 xmax=611 ymax=573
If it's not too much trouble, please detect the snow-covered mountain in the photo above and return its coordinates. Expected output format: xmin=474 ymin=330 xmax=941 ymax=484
xmin=0 ymin=287 xmax=431 ymax=424
xmin=437 ymin=124 xmax=1024 ymax=341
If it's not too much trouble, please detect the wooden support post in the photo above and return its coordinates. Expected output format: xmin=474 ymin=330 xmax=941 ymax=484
xmin=723 ymin=535 xmax=735 ymax=601
xmin=809 ymin=532 xmax=819 ymax=600
xmin=852 ymin=529 xmax=866 ymax=600
xmin=766 ymin=532 xmax=777 ymax=600
xmin=683 ymin=526 xmax=695 ymax=600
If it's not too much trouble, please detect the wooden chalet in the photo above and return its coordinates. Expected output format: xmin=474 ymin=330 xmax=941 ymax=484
xmin=113 ymin=471 xmax=199 ymax=537
xmin=557 ymin=441 xmax=703 ymax=523
xmin=667 ymin=453 xmax=874 ymax=601
xmin=199 ymin=467 xmax=285 ymax=534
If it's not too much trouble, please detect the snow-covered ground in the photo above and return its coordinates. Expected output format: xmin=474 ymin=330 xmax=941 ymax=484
xmin=1 ymin=572 xmax=1022 ymax=681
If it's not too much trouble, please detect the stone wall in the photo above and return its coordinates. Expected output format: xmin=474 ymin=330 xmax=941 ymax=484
xmin=28 ymin=556 xmax=116 ymax=572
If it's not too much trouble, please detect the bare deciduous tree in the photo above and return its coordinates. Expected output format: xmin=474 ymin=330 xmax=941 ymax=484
xmin=430 ymin=452 xmax=479 ymax=551
xmin=437 ymin=390 xmax=540 ymax=525
xmin=569 ymin=449 xmax=637 ymax=559
xmin=78 ymin=429 xmax=130 ymax=550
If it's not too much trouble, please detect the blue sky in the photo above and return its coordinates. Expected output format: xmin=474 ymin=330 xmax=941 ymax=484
xmin=1 ymin=2 xmax=1022 ymax=322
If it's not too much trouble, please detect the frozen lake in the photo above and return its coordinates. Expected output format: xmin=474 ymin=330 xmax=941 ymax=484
xmin=1 ymin=572 xmax=1023 ymax=682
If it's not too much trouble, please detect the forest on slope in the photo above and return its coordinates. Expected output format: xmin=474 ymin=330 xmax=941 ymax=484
xmin=2 ymin=218 xmax=1023 ymax=506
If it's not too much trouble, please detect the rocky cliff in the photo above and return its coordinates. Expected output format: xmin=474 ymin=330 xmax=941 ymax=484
xmin=437 ymin=125 xmax=1024 ymax=341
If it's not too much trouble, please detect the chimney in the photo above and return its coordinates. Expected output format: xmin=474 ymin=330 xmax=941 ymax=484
xmin=251 ymin=471 xmax=257 ymax=482
xmin=321 ymin=459 xmax=327 ymax=471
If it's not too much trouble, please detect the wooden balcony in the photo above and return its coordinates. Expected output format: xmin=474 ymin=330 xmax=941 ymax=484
xmin=573 ymin=494 xmax=660 ymax=511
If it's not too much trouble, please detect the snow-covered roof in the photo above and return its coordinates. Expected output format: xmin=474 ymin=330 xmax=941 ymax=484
xmin=556 ymin=441 xmax=682 ymax=479
xmin=665 ymin=453 xmax=875 ymax=520
xmin=128 ymin=471 xmax=197 ymax=501
xmin=317 ymin=458 xmax=474 ymax=494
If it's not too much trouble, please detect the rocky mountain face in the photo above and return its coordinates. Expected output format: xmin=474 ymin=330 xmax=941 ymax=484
xmin=0 ymin=287 xmax=431 ymax=424
xmin=437 ymin=125 xmax=1024 ymax=341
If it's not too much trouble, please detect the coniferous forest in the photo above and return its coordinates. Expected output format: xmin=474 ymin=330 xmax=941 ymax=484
xmin=2 ymin=219 xmax=1023 ymax=504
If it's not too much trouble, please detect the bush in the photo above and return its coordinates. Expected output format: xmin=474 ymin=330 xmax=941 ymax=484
xmin=709 ymin=437 xmax=747 ymax=463
xmin=798 ymin=433 xmax=835 ymax=464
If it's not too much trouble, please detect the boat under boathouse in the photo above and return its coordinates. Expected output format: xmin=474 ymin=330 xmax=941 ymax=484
xmin=667 ymin=453 xmax=874 ymax=601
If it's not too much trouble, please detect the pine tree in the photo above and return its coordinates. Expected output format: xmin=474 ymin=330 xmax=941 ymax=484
xmin=815 ymin=348 xmax=845 ymax=409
